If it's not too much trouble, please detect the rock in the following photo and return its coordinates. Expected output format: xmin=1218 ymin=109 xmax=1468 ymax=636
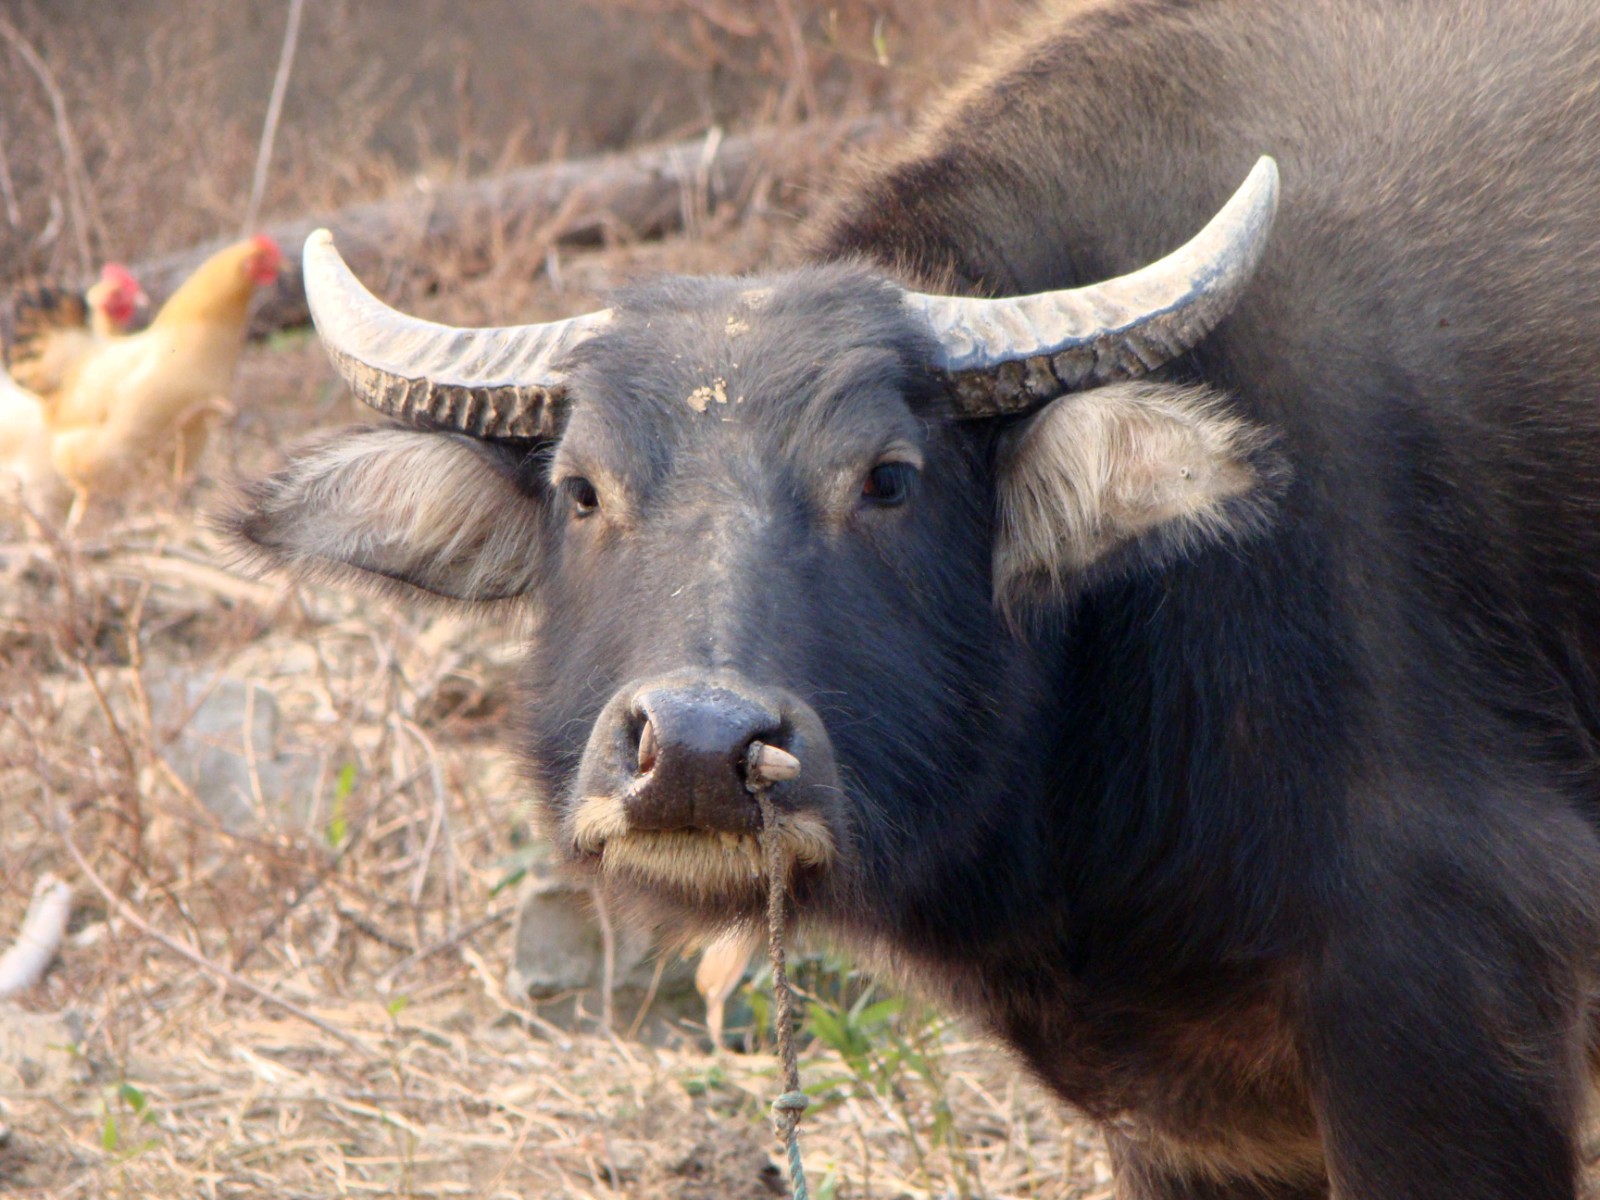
xmin=509 ymin=874 xmax=687 ymax=996
xmin=145 ymin=670 xmax=320 ymax=832
xmin=507 ymin=871 xmax=702 ymax=1039
xmin=2 ymin=667 xmax=323 ymax=835
xmin=0 ymin=1006 xmax=87 ymax=1096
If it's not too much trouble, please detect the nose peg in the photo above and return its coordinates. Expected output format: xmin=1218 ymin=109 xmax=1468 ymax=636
xmin=637 ymin=717 xmax=660 ymax=776
xmin=745 ymin=741 xmax=801 ymax=788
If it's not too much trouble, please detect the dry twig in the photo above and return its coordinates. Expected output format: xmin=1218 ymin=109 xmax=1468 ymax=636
xmin=0 ymin=15 xmax=104 ymax=271
xmin=56 ymin=809 xmax=382 ymax=1061
xmin=243 ymin=0 xmax=306 ymax=234
xmin=0 ymin=112 xmax=21 ymax=229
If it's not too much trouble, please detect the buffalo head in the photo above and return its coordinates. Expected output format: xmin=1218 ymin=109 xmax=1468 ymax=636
xmin=227 ymin=159 xmax=1286 ymax=939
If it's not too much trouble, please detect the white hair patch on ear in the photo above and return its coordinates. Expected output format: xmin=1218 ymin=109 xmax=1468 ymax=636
xmin=995 ymin=381 xmax=1283 ymax=611
xmin=232 ymin=428 xmax=550 ymax=602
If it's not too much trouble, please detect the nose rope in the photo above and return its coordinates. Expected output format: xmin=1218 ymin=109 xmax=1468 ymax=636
xmin=746 ymin=740 xmax=810 ymax=1200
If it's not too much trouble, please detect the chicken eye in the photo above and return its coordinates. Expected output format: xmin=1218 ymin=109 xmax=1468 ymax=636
xmin=861 ymin=461 xmax=916 ymax=506
xmin=560 ymin=477 xmax=600 ymax=517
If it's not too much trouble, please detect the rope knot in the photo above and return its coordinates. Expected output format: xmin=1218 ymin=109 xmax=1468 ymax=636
xmin=772 ymin=1090 xmax=810 ymax=1120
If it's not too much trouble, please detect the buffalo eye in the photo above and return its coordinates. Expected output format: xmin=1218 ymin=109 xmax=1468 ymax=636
xmin=559 ymin=476 xmax=600 ymax=517
xmin=861 ymin=461 xmax=916 ymax=506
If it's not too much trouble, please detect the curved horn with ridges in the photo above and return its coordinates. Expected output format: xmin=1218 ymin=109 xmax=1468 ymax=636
xmin=302 ymin=229 xmax=612 ymax=438
xmin=905 ymin=156 xmax=1279 ymax=417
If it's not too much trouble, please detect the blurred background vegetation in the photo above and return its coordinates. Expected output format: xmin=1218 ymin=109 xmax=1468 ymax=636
xmin=1 ymin=0 xmax=1018 ymax=278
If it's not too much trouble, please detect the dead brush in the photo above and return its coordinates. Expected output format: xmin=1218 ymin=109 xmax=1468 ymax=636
xmin=0 ymin=0 xmax=1024 ymax=287
xmin=0 ymin=475 xmax=1112 ymax=1196
xmin=590 ymin=0 xmax=1028 ymax=124
xmin=0 ymin=0 xmax=480 ymax=280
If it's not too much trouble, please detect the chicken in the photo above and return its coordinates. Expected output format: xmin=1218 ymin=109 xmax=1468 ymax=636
xmin=2 ymin=263 xmax=148 ymax=403
xmin=694 ymin=926 xmax=762 ymax=1049
xmin=48 ymin=235 xmax=283 ymax=526
xmin=0 ymin=370 xmax=67 ymax=522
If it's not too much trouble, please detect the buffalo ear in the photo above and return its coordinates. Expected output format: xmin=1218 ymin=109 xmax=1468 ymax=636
xmin=222 ymin=426 xmax=552 ymax=603
xmin=993 ymin=381 xmax=1285 ymax=613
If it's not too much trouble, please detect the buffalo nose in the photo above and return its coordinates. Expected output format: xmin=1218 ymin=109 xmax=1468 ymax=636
xmin=625 ymin=682 xmax=783 ymax=834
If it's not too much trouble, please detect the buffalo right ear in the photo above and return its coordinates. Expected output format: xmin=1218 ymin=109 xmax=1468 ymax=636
xmin=992 ymin=381 xmax=1287 ymax=616
xmin=222 ymin=426 xmax=552 ymax=603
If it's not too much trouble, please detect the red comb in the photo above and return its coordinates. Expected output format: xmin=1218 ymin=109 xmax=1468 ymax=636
xmin=100 ymin=262 xmax=140 ymax=292
xmin=245 ymin=234 xmax=284 ymax=285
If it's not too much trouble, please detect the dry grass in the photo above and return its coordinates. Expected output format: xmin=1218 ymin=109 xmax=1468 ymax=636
xmin=0 ymin=5 xmax=1114 ymax=1187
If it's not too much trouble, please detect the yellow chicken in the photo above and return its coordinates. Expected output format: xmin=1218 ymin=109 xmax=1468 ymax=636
xmin=48 ymin=235 xmax=282 ymax=526
xmin=694 ymin=927 xmax=762 ymax=1049
xmin=0 ymin=370 xmax=67 ymax=522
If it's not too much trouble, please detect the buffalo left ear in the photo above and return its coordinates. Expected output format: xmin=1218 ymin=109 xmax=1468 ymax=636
xmin=993 ymin=381 xmax=1287 ymax=613
xmin=222 ymin=426 xmax=555 ymax=604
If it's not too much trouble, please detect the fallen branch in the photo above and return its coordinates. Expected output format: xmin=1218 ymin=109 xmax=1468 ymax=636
xmin=131 ymin=116 xmax=890 ymax=336
xmin=0 ymin=873 xmax=71 ymax=998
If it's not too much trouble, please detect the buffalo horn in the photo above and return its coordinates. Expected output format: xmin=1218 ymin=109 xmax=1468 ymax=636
xmin=301 ymin=229 xmax=612 ymax=438
xmin=904 ymin=156 xmax=1280 ymax=417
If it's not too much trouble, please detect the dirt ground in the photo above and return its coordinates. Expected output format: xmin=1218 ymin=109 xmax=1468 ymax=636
xmin=0 ymin=3 xmax=1126 ymax=1196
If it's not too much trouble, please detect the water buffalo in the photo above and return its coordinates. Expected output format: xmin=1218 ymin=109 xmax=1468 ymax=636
xmin=227 ymin=1 xmax=1600 ymax=1196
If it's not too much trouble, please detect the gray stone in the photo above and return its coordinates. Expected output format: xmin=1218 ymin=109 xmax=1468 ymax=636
xmin=509 ymin=874 xmax=691 ymax=997
xmin=0 ymin=1005 xmax=87 ymax=1096
xmin=146 ymin=671 xmax=321 ymax=832
xmin=507 ymin=870 xmax=703 ymax=1039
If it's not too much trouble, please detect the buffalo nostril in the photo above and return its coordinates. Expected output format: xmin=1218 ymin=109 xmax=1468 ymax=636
xmin=637 ymin=717 xmax=659 ymax=776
